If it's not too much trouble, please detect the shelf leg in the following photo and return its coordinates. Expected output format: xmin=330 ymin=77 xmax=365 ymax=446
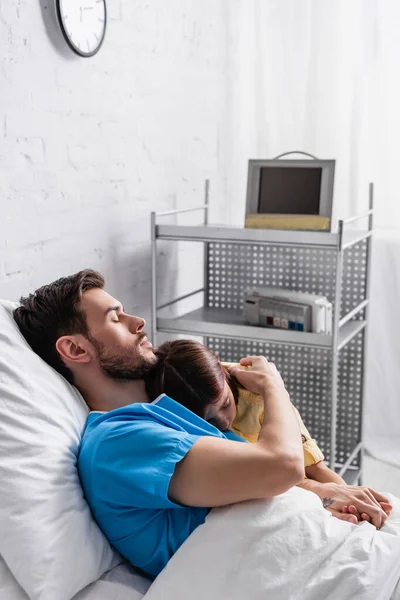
xmin=330 ymin=221 xmax=344 ymax=470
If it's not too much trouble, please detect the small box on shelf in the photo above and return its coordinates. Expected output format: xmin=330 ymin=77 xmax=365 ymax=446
xmin=243 ymin=287 xmax=332 ymax=334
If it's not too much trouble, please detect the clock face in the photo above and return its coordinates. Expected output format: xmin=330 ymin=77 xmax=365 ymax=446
xmin=56 ymin=0 xmax=107 ymax=57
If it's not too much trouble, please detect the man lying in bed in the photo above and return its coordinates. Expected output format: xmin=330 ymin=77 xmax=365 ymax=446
xmin=13 ymin=269 xmax=392 ymax=580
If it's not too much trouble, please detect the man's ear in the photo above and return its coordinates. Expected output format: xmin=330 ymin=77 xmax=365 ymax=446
xmin=56 ymin=335 xmax=93 ymax=365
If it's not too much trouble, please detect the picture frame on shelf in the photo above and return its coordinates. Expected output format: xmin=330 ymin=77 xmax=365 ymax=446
xmin=245 ymin=154 xmax=335 ymax=232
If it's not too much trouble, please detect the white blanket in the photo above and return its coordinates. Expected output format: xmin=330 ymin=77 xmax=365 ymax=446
xmin=146 ymin=487 xmax=400 ymax=600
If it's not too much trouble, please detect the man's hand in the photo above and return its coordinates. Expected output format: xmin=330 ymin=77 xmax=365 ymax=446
xmin=229 ymin=356 xmax=286 ymax=396
xmin=317 ymin=483 xmax=391 ymax=528
xmin=298 ymin=480 xmax=392 ymax=528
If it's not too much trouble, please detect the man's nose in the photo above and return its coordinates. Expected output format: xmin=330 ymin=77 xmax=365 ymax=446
xmin=129 ymin=315 xmax=146 ymax=333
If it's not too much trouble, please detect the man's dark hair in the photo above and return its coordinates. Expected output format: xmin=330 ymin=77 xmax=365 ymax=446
xmin=13 ymin=269 xmax=105 ymax=384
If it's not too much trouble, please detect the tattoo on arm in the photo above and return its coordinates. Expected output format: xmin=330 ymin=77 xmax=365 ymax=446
xmin=323 ymin=497 xmax=334 ymax=509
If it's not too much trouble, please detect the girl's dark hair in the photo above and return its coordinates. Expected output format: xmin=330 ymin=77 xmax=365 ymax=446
xmin=145 ymin=340 xmax=238 ymax=418
xmin=13 ymin=269 xmax=105 ymax=384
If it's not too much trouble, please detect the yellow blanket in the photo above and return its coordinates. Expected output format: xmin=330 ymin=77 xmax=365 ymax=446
xmin=223 ymin=363 xmax=324 ymax=467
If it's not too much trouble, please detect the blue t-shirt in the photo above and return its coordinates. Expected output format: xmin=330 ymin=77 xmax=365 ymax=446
xmin=78 ymin=394 xmax=246 ymax=578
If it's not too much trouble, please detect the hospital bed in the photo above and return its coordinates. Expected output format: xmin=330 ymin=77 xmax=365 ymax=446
xmin=2 ymin=298 xmax=400 ymax=600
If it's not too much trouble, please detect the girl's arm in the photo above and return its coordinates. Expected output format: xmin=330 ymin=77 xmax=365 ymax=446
xmin=305 ymin=461 xmax=346 ymax=485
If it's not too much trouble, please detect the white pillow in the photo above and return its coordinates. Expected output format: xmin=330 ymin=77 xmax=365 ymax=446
xmin=74 ymin=563 xmax=152 ymax=600
xmin=0 ymin=300 xmax=121 ymax=600
xmin=0 ymin=554 xmax=151 ymax=600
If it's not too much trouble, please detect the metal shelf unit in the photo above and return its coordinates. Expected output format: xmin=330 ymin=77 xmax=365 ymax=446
xmin=151 ymin=185 xmax=374 ymax=483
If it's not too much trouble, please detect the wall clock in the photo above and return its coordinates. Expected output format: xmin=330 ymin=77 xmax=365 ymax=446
xmin=55 ymin=0 xmax=107 ymax=58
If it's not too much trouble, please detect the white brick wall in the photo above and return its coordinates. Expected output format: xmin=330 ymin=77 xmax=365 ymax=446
xmin=0 ymin=0 xmax=233 ymax=329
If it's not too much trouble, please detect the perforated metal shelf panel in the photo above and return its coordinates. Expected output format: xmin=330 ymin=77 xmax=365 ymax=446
xmin=337 ymin=332 xmax=364 ymax=468
xmin=205 ymin=239 xmax=367 ymax=465
xmin=207 ymin=239 xmax=367 ymax=320
xmin=207 ymin=243 xmax=337 ymax=310
xmin=341 ymin=239 xmax=368 ymax=319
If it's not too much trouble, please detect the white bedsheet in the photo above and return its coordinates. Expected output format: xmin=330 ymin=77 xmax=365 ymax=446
xmin=145 ymin=486 xmax=400 ymax=600
xmin=0 ymin=557 xmax=152 ymax=600
xmin=3 ymin=488 xmax=400 ymax=599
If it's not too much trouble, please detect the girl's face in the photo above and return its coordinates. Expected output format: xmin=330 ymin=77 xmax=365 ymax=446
xmin=203 ymin=381 xmax=237 ymax=431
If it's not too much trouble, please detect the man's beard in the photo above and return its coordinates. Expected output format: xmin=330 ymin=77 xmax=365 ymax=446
xmin=88 ymin=332 xmax=157 ymax=381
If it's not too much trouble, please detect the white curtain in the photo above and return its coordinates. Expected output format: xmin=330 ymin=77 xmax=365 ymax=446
xmin=223 ymin=0 xmax=400 ymax=466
